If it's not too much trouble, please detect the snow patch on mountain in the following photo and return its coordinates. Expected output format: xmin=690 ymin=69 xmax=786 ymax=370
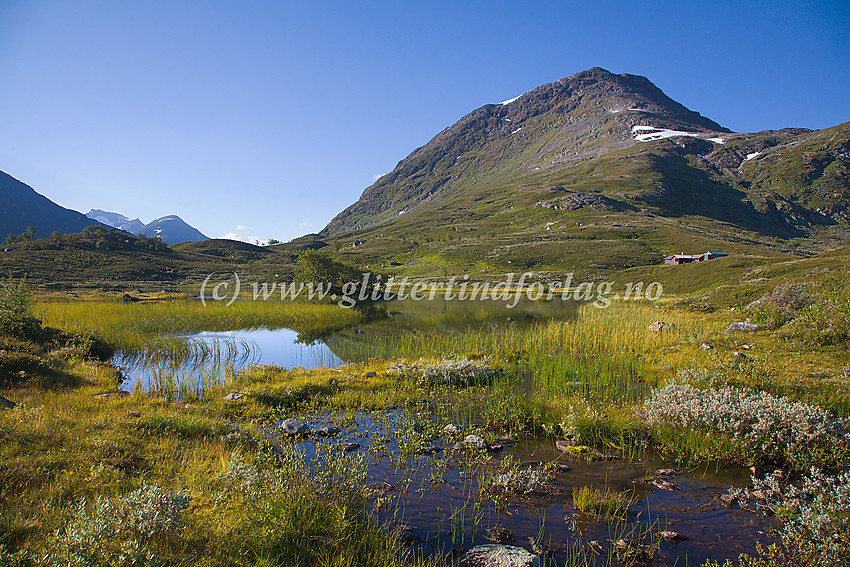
xmin=632 ymin=126 xmax=724 ymax=144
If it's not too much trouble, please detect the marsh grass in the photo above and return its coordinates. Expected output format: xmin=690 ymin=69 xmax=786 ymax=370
xmin=37 ymin=298 xmax=362 ymax=355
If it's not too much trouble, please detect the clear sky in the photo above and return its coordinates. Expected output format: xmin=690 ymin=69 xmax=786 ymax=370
xmin=1 ymin=1 xmax=848 ymax=243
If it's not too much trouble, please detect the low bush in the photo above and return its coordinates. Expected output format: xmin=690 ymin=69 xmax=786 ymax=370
xmin=642 ymin=382 xmax=850 ymax=469
xmin=713 ymin=469 xmax=850 ymax=567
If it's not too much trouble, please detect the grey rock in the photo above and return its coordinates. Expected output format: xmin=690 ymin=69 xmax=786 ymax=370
xmin=699 ymin=343 xmax=714 ymax=350
xmin=341 ymin=442 xmax=360 ymax=452
xmin=647 ymin=321 xmax=676 ymax=333
xmin=464 ymin=434 xmax=488 ymax=450
xmin=281 ymin=418 xmax=310 ymax=437
xmin=223 ymin=392 xmax=245 ymax=401
xmin=726 ymin=322 xmax=759 ymax=332
xmin=459 ymin=544 xmax=540 ymax=567
xmin=843 ymin=365 xmax=850 ymax=378
xmin=443 ymin=423 xmax=460 ymax=435
xmin=0 ymin=395 xmax=15 ymax=409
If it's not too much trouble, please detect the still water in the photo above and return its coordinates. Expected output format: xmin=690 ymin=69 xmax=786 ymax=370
xmin=115 ymin=295 xmax=581 ymax=393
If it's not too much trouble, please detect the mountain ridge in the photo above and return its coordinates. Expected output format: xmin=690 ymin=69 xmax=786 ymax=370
xmin=85 ymin=210 xmax=208 ymax=244
xmin=0 ymin=170 xmax=104 ymax=239
xmin=317 ymin=68 xmax=848 ymax=275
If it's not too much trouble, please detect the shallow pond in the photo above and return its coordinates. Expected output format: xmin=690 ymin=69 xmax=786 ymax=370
xmin=114 ymin=295 xmax=580 ymax=394
xmin=114 ymin=295 xmax=769 ymax=563
xmin=285 ymin=408 xmax=769 ymax=565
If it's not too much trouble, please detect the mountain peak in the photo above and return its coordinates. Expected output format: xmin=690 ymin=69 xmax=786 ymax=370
xmin=322 ymin=68 xmax=731 ymax=235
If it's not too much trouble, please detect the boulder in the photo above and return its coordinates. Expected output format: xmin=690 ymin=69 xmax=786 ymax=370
xmin=726 ymin=322 xmax=759 ymax=332
xmin=223 ymin=392 xmax=245 ymax=401
xmin=281 ymin=418 xmax=310 ymax=437
xmin=459 ymin=544 xmax=540 ymax=567
xmin=341 ymin=442 xmax=360 ymax=452
xmin=699 ymin=343 xmax=714 ymax=350
xmin=464 ymin=434 xmax=488 ymax=450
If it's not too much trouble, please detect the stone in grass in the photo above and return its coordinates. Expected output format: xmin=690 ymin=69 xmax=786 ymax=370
xmin=699 ymin=343 xmax=714 ymax=350
xmin=465 ymin=434 xmax=488 ymax=450
xmin=341 ymin=442 xmax=360 ymax=452
xmin=0 ymin=395 xmax=15 ymax=409
xmin=843 ymin=365 xmax=850 ymax=378
xmin=281 ymin=418 xmax=310 ymax=437
xmin=459 ymin=544 xmax=540 ymax=567
xmin=223 ymin=392 xmax=245 ymax=401
xmin=555 ymin=441 xmax=619 ymax=462
xmin=95 ymin=391 xmax=129 ymax=399
xmin=726 ymin=322 xmax=759 ymax=332
xmin=647 ymin=321 xmax=676 ymax=333
xmin=315 ymin=425 xmax=342 ymax=437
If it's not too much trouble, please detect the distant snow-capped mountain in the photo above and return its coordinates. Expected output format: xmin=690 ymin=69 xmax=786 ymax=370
xmin=85 ymin=209 xmax=208 ymax=244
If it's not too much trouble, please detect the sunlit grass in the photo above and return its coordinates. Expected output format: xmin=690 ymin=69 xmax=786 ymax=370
xmin=37 ymin=297 xmax=362 ymax=355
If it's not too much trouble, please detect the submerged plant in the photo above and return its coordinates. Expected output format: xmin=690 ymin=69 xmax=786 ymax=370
xmin=482 ymin=456 xmax=555 ymax=495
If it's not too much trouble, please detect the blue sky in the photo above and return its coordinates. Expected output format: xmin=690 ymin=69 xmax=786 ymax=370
xmin=1 ymin=1 xmax=848 ymax=243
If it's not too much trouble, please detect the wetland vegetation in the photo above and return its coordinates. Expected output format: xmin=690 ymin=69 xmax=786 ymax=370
xmin=1 ymin=258 xmax=848 ymax=566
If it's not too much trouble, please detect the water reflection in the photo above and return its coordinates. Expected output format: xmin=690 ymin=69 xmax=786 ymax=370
xmin=114 ymin=295 xmax=580 ymax=396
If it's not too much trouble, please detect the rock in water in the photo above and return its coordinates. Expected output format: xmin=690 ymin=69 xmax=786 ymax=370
xmin=443 ymin=423 xmax=460 ymax=435
xmin=281 ymin=418 xmax=310 ymax=437
xmin=459 ymin=544 xmax=540 ymax=567
xmin=464 ymin=434 xmax=488 ymax=450
xmin=315 ymin=425 xmax=342 ymax=437
xmin=726 ymin=322 xmax=759 ymax=332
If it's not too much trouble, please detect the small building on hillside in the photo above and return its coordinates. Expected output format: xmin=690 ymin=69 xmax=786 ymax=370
xmin=664 ymin=250 xmax=728 ymax=265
